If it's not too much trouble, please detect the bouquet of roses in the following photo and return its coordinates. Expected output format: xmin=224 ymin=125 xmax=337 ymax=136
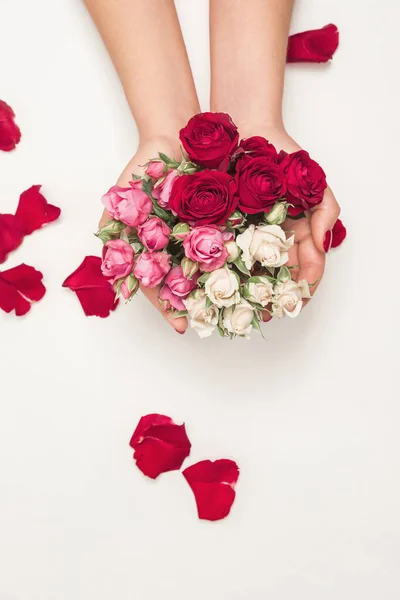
xmin=97 ymin=112 xmax=328 ymax=338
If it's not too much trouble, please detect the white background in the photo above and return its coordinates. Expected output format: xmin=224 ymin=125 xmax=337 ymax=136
xmin=1 ymin=0 xmax=399 ymax=598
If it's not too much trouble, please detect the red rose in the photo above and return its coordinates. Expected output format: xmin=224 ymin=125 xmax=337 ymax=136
xmin=283 ymin=150 xmax=327 ymax=211
xmin=169 ymin=170 xmax=238 ymax=225
xmin=239 ymin=136 xmax=278 ymax=160
xmin=236 ymin=156 xmax=286 ymax=214
xmin=179 ymin=112 xmax=239 ymax=169
xmin=0 ymin=100 xmax=21 ymax=152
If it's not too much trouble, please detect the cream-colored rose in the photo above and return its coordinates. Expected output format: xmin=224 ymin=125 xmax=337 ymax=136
xmin=204 ymin=267 xmax=240 ymax=308
xmin=236 ymin=224 xmax=294 ymax=270
xmin=272 ymin=279 xmax=311 ymax=319
xmin=244 ymin=276 xmax=274 ymax=307
xmin=225 ymin=240 xmax=240 ymax=263
xmin=184 ymin=289 xmax=219 ymax=338
xmin=223 ymin=299 xmax=254 ymax=337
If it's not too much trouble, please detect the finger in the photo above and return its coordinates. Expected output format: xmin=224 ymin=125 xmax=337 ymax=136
xmin=311 ymin=187 xmax=341 ymax=253
xmin=286 ymin=241 xmax=300 ymax=281
xmin=297 ymin=235 xmax=325 ymax=303
xmin=141 ymin=284 xmax=188 ymax=334
xmin=99 ymin=209 xmax=111 ymax=230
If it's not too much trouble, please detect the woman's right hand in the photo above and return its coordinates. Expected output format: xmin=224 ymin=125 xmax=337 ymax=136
xmin=99 ymin=138 xmax=188 ymax=334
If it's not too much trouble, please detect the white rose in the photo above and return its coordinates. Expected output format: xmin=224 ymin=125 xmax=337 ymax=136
xmin=204 ymin=267 xmax=240 ymax=308
xmin=223 ymin=299 xmax=254 ymax=337
xmin=184 ymin=289 xmax=219 ymax=338
xmin=272 ymin=279 xmax=311 ymax=319
xmin=225 ymin=240 xmax=240 ymax=263
xmin=236 ymin=224 xmax=294 ymax=269
xmin=244 ymin=276 xmax=274 ymax=307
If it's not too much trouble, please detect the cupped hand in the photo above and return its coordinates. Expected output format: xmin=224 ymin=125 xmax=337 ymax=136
xmin=99 ymin=138 xmax=188 ymax=334
xmin=265 ymin=129 xmax=340 ymax=303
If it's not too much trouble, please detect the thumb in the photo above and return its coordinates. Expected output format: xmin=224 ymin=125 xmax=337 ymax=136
xmin=311 ymin=186 xmax=341 ymax=252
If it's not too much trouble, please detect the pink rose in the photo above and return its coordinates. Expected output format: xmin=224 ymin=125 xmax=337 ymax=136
xmin=101 ymin=183 xmax=152 ymax=227
xmin=145 ymin=161 xmax=165 ymax=180
xmin=159 ymin=284 xmax=185 ymax=311
xmin=183 ymin=225 xmax=229 ymax=272
xmin=153 ymin=170 xmax=180 ymax=209
xmin=133 ymin=252 xmax=171 ymax=288
xmin=165 ymin=266 xmax=198 ymax=297
xmin=101 ymin=239 xmax=134 ymax=283
xmin=137 ymin=217 xmax=171 ymax=252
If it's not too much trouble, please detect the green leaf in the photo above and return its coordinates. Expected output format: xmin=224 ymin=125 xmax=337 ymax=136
xmin=233 ymin=256 xmax=250 ymax=276
xmin=131 ymin=173 xmax=141 ymax=180
xmin=142 ymin=177 xmax=154 ymax=198
xmin=217 ymin=325 xmax=226 ymax=338
xmin=151 ymin=203 xmax=174 ymax=223
xmin=277 ymin=266 xmax=291 ymax=283
xmin=251 ymin=315 xmax=264 ymax=338
xmin=172 ymin=310 xmax=188 ymax=318
xmin=205 ymin=296 xmax=213 ymax=311
xmin=120 ymin=230 xmax=130 ymax=243
xmin=197 ymin=272 xmax=210 ymax=286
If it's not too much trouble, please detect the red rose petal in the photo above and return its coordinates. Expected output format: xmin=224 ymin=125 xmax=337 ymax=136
xmin=62 ymin=256 xmax=119 ymax=317
xmin=324 ymin=218 xmax=347 ymax=252
xmin=0 ymin=264 xmax=46 ymax=316
xmin=183 ymin=459 xmax=240 ymax=522
xmin=15 ymin=185 xmax=61 ymax=235
xmin=0 ymin=214 xmax=25 ymax=264
xmin=0 ymin=100 xmax=21 ymax=152
xmin=130 ymin=414 xmax=191 ymax=479
xmin=287 ymin=24 xmax=339 ymax=63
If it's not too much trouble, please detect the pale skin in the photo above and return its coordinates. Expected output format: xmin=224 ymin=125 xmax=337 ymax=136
xmin=84 ymin=0 xmax=340 ymax=330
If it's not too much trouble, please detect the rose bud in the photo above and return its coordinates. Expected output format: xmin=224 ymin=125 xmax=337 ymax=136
xmin=171 ymin=222 xmax=191 ymax=242
xmin=120 ymin=274 xmax=140 ymax=300
xmin=145 ymin=160 xmax=165 ymax=180
xmin=264 ymin=202 xmax=289 ymax=226
xmin=101 ymin=239 xmax=134 ymax=284
xmin=181 ymin=257 xmax=199 ymax=280
xmin=223 ymin=300 xmax=255 ymax=337
xmin=96 ymin=219 xmax=125 ymax=244
xmin=225 ymin=240 xmax=240 ymax=263
xmin=137 ymin=217 xmax=171 ymax=252
xmin=226 ymin=211 xmax=245 ymax=229
xmin=243 ymin=276 xmax=274 ymax=307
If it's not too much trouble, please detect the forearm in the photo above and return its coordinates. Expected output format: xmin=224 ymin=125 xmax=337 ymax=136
xmin=210 ymin=0 xmax=294 ymax=137
xmin=84 ymin=0 xmax=200 ymax=141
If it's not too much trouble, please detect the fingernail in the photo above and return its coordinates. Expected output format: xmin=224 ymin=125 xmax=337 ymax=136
xmin=175 ymin=329 xmax=185 ymax=335
xmin=323 ymin=230 xmax=333 ymax=253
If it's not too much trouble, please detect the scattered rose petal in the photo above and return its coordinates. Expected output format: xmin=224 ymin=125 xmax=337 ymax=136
xmin=183 ymin=459 xmax=240 ymax=521
xmin=130 ymin=414 xmax=191 ymax=479
xmin=15 ymin=185 xmax=61 ymax=235
xmin=287 ymin=24 xmax=339 ymax=63
xmin=0 ymin=264 xmax=46 ymax=316
xmin=0 ymin=100 xmax=21 ymax=152
xmin=324 ymin=218 xmax=347 ymax=252
xmin=0 ymin=214 xmax=25 ymax=264
xmin=62 ymin=256 xmax=118 ymax=317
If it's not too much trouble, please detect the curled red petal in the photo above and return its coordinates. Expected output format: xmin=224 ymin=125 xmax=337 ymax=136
xmin=0 ymin=214 xmax=25 ymax=264
xmin=130 ymin=414 xmax=191 ymax=479
xmin=130 ymin=414 xmax=174 ymax=446
xmin=324 ymin=218 xmax=347 ymax=252
xmin=0 ymin=100 xmax=21 ymax=152
xmin=15 ymin=185 xmax=61 ymax=235
xmin=183 ymin=459 xmax=240 ymax=521
xmin=0 ymin=264 xmax=46 ymax=316
xmin=287 ymin=24 xmax=339 ymax=63
xmin=63 ymin=256 xmax=118 ymax=317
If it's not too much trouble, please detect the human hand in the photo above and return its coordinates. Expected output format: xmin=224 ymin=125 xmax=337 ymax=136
xmin=99 ymin=138 xmax=188 ymax=334
xmin=260 ymin=129 xmax=340 ymax=312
